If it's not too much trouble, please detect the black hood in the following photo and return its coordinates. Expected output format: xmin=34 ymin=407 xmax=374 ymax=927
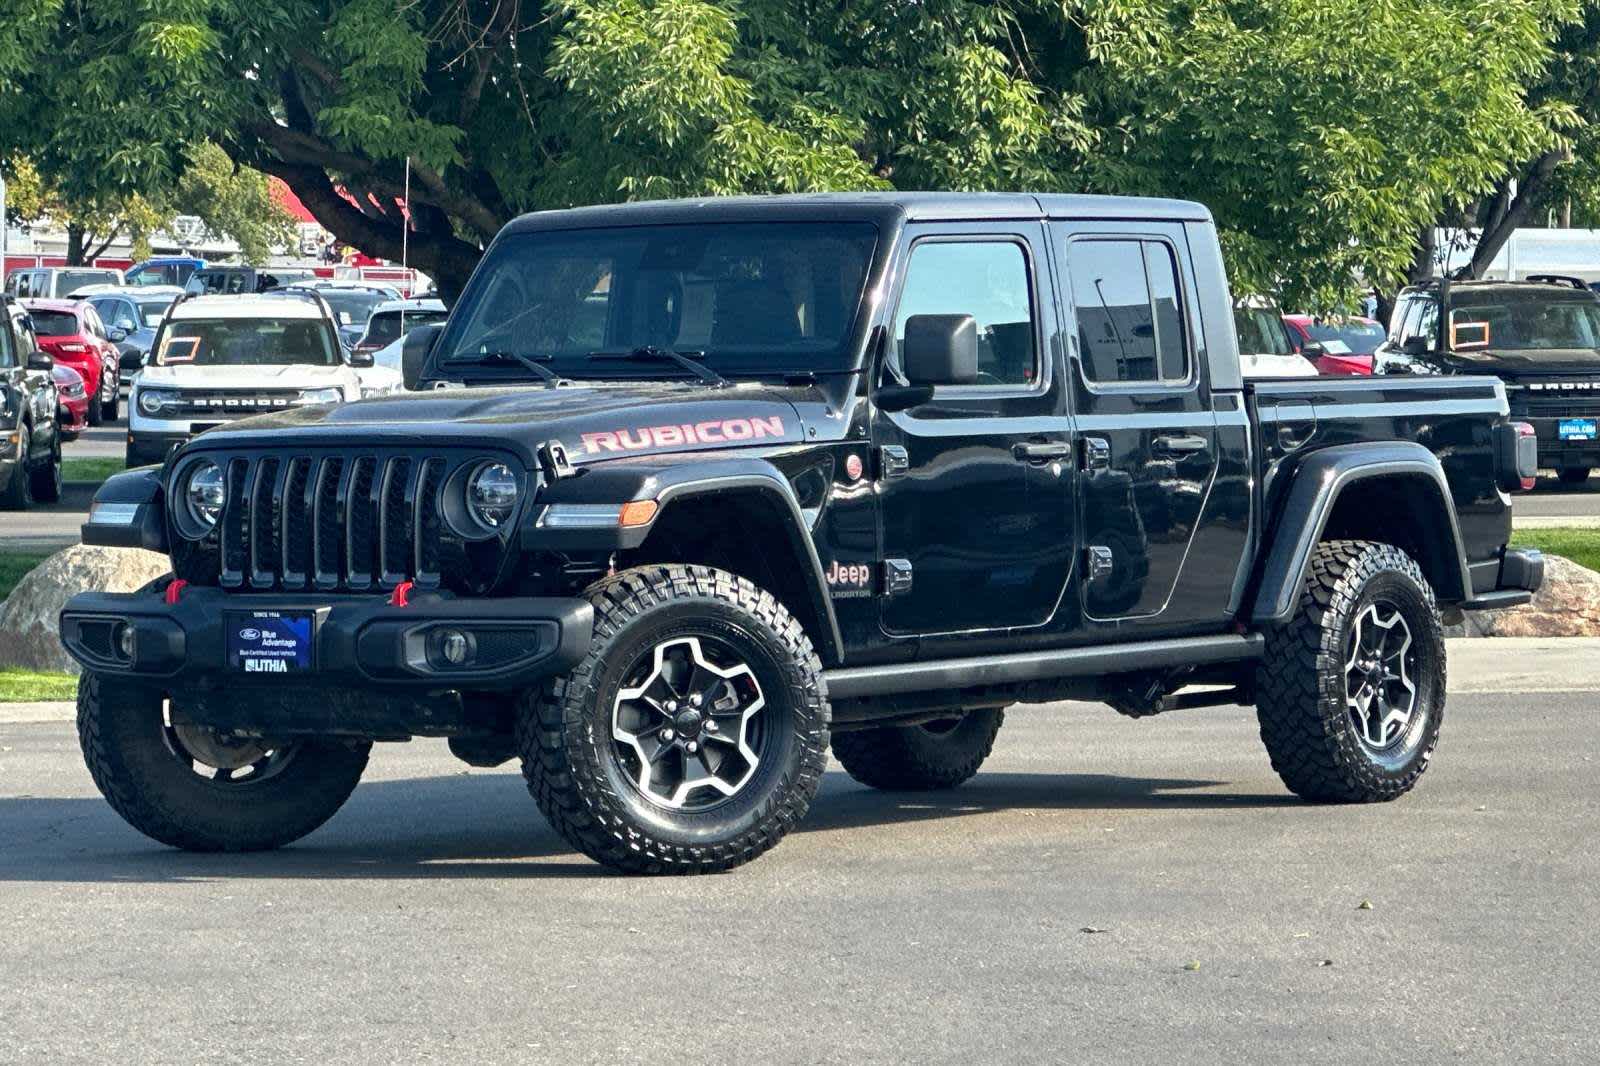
xmin=190 ymin=380 xmax=816 ymax=464
xmin=1441 ymin=347 xmax=1600 ymax=378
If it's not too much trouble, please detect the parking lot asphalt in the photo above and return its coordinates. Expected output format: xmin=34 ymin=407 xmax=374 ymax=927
xmin=2 ymin=676 xmax=1595 ymax=1064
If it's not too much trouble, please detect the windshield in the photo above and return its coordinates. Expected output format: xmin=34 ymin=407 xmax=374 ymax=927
xmin=1234 ymin=307 xmax=1293 ymax=356
xmin=136 ymin=300 xmax=174 ymax=328
xmin=364 ymin=308 xmax=448 ymax=347
xmin=1304 ymin=319 xmax=1384 ymax=355
xmin=29 ymin=310 xmax=82 ymax=337
xmin=1448 ymin=290 xmax=1600 ymax=352
xmin=154 ymin=317 xmax=339 ymax=367
xmin=438 ymin=222 xmax=878 ymax=376
xmin=313 ymin=290 xmax=387 ymax=327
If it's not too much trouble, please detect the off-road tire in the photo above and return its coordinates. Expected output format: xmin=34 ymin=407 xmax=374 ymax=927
xmin=77 ymin=674 xmax=371 ymax=851
xmin=1 ymin=424 xmax=34 ymax=509
xmin=831 ymin=708 xmax=1005 ymax=790
xmin=1255 ymin=540 xmax=1445 ymax=803
xmin=517 ymin=565 xmax=829 ymax=874
xmin=1558 ymin=466 xmax=1591 ymax=485
xmin=30 ymin=433 xmax=62 ymax=502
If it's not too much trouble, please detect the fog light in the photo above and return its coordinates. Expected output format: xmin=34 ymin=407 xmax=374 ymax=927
xmin=116 ymin=623 xmax=136 ymax=660
xmin=439 ymin=629 xmax=471 ymax=666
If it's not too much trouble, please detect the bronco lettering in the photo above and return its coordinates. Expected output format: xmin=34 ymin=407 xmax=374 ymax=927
xmin=581 ymin=415 xmax=787 ymax=454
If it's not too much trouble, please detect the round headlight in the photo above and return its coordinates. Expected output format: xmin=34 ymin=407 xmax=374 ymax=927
xmin=137 ymin=388 xmax=173 ymax=416
xmin=185 ymin=461 xmax=226 ymax=529
xmin=467 ymin=462 xmax=520 ymax=530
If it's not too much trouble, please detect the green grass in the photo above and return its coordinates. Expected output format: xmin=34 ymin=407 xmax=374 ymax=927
xmin=1511 ymin=528 xmax=1600 ymax=573
xmin=62 ymin=457 xmax=125 ymax=485
xmin=0 ymin=669 xmax=77 ymax=702
xmin=0 ymin=551 xmax=51 ymax=603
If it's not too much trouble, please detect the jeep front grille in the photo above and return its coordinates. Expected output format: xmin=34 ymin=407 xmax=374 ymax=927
xmin=171 ymin=447 xmax=524 ymax=595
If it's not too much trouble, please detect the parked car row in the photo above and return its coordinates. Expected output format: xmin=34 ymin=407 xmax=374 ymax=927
xmin=0 ymin=294 xmax=64 ymax=509
xmin=1233 ymin=301 xmax=1385 ymax=379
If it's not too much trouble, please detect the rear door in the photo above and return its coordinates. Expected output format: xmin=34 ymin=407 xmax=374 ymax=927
xmin=1051 ymin=223 xmax=1219 ymax=623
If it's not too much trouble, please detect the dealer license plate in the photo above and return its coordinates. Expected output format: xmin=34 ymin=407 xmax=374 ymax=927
xmin=227 ymin=610 xmax=314 ymax=674
xmin=1559 ymin=418 xmax=1597 ymax=442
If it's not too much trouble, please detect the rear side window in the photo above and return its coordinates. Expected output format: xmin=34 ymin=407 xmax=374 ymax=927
xmin=1067 ymin=239 xmax=1189 ymax=384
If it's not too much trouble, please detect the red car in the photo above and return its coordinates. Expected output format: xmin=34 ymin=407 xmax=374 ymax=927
xmin=1282 ymin=314 xmax=1384 ymax=376
xmin=52 ymin=363 xmax=89 ymax=440
xmin=21 ymin=298 xmax=121 ymax=423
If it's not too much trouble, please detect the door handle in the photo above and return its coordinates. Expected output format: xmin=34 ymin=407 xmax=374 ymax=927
xmin=1152 ymin=434 xmax=1208 ymax=457
xmin=1013 ymin=441 xmax=1073 ymax=463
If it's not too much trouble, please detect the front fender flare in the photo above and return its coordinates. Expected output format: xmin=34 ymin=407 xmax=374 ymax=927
xmin=1248 ymin=442 xmax=1472 ymax=625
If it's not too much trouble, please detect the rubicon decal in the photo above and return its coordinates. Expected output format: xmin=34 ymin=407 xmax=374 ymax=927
xmin=581 ymin=415 xmax=788 ymax=454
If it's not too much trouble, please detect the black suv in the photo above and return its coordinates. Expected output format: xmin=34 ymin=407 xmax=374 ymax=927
xmin=0 ymin=295 xmax=65 ymax=509
xmin=1377 ymin=275 xmax=1600 ymax=483
xmin=62 ymin=194 xmax=1540 ymax=873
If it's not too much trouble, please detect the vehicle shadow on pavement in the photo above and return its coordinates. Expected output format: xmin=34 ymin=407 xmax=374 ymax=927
xmin=0 ymin=769 xmax=1295 ymax=883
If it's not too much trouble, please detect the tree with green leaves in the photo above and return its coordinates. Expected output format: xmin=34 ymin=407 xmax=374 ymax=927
xmin=0 ymin=0 xmax=1587 ymax=308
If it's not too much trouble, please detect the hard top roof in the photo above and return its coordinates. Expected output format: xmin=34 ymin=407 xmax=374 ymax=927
xmin=168 ymin=293 xmax=327 ymax=320
xmin=503 ymin=192 xmax=1211 ymax=234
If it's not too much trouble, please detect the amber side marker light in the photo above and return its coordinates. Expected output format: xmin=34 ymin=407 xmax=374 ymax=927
xmin=619 ymin=500 xmax=659 ymax=527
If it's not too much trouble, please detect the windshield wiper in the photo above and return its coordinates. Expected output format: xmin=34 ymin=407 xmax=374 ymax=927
xmin=470 ymin=350 xmax=570 ymax=389
xmin=587 ymin=346 xmax=728 ymax=387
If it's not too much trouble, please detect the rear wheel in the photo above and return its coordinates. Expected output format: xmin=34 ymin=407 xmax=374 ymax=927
xmin=77 ymin=674 xmax=370 ymax=851
xmin=1255 ymin=540 xmax=1445 ymax=803
xmin=101 ymin=371 xmax=119 ymax=420
xmin=518 ymin=565 xmax=829 ymax=874
xmin=1558 ymin=466 xmax=1591 ymax=485
xmin=86 ymin=391 xmax=103 ymax=426
xmin=831 ymin=708 xmax=1005 ymax=791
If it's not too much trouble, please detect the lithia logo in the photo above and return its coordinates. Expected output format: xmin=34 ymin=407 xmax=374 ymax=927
xmin=825 ymin=559 xmax=873 ymax=599
xmin=243 ymin=658 xmax=288 ymax=673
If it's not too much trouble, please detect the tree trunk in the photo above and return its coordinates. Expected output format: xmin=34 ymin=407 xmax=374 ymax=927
xmin=1468 ymin=149 xmax=1565 ymax=278
xmin=65 ymin=223 xmax=86 ymax=265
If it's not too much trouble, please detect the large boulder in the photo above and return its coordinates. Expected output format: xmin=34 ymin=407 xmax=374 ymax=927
xmin=0 ymin=545 xmax=170 ymax=673
xmin=1447 ymin=553 xmax=1600 ymax=637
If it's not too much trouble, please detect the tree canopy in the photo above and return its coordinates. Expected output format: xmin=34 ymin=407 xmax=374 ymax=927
xmin=0 ymin=0 xmax=1589 ymax=306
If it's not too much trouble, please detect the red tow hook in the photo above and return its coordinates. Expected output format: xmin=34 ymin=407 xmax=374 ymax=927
xmin=164 ymin=579 xmax=188 ymax=605
xmin=389 ymin=581 xmax=415 ymax=608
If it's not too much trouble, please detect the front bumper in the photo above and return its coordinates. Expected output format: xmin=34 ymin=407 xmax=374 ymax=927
xmin=60 ymin=584 xmax=593 ymax=709
xmin=1521 ymin=415 xmax=1600 ymax=471
xmin=126 ymin=429 xmax=191 ymax=466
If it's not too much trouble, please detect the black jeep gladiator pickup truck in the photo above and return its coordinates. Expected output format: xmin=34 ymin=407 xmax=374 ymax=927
xmin=62 ymin=193 xmax=1542 ymax=873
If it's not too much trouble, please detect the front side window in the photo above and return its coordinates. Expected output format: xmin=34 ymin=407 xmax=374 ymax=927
xmin=154 ymin=317 xmax=339 ymax=367
xmin=439 ymin=222 xmax=878 ymax=377
xmin=1068 ymin=239 xmax=1189 ymax=384
xmin=892 ymin=240 xmax=1037 ymax=386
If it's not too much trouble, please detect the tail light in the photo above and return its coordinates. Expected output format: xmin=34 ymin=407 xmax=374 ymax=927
xmin=1494 ymin=421 xmax=1538 ymax=492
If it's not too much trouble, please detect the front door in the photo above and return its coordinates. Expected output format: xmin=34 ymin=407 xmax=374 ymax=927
xmin=875 ymin=222 xmax=1076 ymax=635
xmin=1051 ymin=225 xmax=1219 ymax=623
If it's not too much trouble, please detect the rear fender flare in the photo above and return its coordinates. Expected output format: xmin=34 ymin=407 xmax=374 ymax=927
xmin=1248 ymin=442 xmax=1471 ymax=625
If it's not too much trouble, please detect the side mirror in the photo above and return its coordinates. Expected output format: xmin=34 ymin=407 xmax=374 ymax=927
xmin=27 ymin=351 xmax=53 ymax=371
xmin=1301 ymin=341 xmax=1327 ymax=359
xmin=109 ymin=327 xmax=128 ymax=343
xmin=1401 ymin=335 xmax=1431 ymax=357
xmin=875 ymin=383 xmax=936 ymax=413
xmin=902 ymin=314 xmax=978 ymax=386
xmin=347 ymin=348 xmax=375 ymax=368
xmin=401 ymin=322 xmax=444 ymax=390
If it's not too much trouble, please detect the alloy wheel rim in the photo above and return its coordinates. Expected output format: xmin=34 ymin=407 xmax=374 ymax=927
xmin=161 ymin=703 xmax=300 ymax=787
xmin=1343 ymin=601 xmax=1419 ymax=752
xmin=611 ymin=635 xmax=768 ymax=812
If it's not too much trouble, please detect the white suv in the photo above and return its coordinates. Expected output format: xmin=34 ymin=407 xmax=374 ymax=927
xmin=126 ymin=292 xmax=399 ymax=465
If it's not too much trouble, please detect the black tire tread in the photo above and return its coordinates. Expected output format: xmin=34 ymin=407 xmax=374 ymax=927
xmin=516 ymin=564 xmax=829 ymax=874
xmin=831 ymin=709 xmax=1004 ymax=791
xmin=1255 ymin=539 xmax=1444 ymax=803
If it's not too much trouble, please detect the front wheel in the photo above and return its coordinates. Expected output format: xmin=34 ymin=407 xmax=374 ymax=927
xmin=30 ymin=432 xmax=62 ymax=502
xmin=831 ymin=708 xmax=1005 ymax=791
xmin=1 ymin=424 xmax=34 ymax=510
xmin=518 ymin=565 xmax=829 ymax=874
xmin=77 ymin=675 xmax=370 ymax=851
xmin=86 ymin=391 xmax=103 ymax=427
xmin=1255 ymin=540 xmax=1445 ymax=803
